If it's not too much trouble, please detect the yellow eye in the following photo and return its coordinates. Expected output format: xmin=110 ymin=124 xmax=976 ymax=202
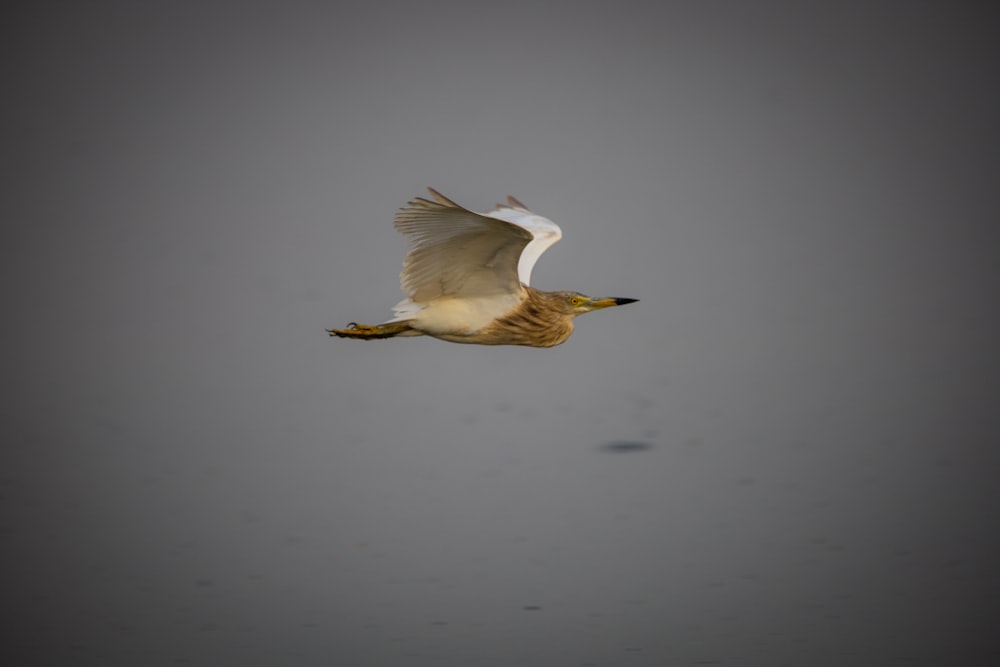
xmin=570 ymin=296 xmax=582 ymax=306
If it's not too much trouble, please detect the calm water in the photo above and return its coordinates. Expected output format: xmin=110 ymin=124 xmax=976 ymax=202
xmin=4 ymin=2 xmax=999 ymax=665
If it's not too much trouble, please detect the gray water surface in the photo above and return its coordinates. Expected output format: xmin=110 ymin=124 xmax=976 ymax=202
xmin=3 ymin=2 xmax=999 ymax=665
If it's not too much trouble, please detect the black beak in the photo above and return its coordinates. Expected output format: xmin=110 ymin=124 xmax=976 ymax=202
xmin=614 ymin=298 xmax=638 ymax=306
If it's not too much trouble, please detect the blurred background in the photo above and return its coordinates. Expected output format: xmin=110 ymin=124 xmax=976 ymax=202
xmin=3 ymin=1 xmax=999 ymax=665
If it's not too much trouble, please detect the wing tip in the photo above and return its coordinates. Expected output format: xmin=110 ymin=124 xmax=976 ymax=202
xmin=506 ymin=194 xmax=528 ymax=209
xmin=495 ymin=194 xmax=528 ymax=211
xmin=494 ymin=195 xmax=531 ymax=213
xmin=425 ymin=187 xmax=455 ymax=205
xmin=400 ymin=187 xmax=462 ymax=212
xmin=406 ymin=188 xmax=527 ymax=213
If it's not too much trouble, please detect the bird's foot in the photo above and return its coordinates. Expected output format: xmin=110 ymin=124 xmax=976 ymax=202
xmin=327 ymin=322 xmax=379 ymax=339
xmin=327 ymin=322 xmax=408 ymax=340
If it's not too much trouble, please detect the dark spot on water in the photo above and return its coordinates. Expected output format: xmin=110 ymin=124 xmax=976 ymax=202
xmin=600 ymin=441 xmax=654 ymax=453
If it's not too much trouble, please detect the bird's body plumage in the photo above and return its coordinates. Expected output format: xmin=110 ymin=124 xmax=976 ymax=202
xmin=328 ymin=188 xmax=635 ymax=347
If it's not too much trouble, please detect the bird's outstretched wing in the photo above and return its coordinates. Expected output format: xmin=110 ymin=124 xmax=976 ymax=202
xmin=485 ymin=194 xmax=563 ymax=286
xmin=393 ymin=188 xmax=562 ymax=304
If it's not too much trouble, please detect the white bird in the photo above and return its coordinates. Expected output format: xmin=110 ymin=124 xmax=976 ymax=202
xmin=327 ymin=188 xmax=637 ymax=347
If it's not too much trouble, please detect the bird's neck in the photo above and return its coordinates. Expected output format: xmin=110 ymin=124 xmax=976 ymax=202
xmin=481 ymin=286 xmax=574 ymax=347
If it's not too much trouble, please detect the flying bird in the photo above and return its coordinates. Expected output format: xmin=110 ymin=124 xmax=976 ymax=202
xmin=327 ymin=188 xmax=637 ymax=347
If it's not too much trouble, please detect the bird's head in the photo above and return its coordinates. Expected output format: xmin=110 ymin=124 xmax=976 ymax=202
xmin=556 ymin=291 xmax=639 ymax=317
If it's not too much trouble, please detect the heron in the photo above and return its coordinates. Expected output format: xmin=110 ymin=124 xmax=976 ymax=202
xmin=327 ymin=188 xmax=637 ymax=347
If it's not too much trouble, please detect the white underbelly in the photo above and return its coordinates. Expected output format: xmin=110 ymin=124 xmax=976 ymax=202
xmin=405 ymin=293 xmax=524 ymax=336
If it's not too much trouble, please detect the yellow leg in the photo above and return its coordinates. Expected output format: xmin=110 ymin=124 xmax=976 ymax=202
xmin=326 ymin=321 xmax=412 ymax=340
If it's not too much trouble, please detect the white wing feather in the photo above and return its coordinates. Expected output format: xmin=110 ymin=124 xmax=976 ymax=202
xmin=483 ymin=194 xmax=562 ymax=287
xmin=392 ymin=189 xmax=562 ymax=313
